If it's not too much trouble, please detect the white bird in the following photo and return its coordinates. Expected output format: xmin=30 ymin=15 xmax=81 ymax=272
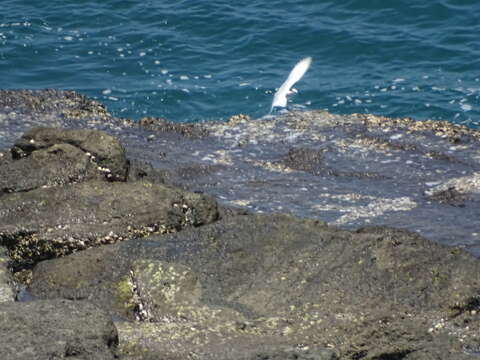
xmin=271 ymin=56 xmax=312 ymax=112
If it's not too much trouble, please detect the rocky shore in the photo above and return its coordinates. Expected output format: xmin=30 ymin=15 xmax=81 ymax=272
xmin=0 ymin=90 xmax=479 ymax=359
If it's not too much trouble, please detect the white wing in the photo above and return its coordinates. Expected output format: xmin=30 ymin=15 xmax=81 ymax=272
xmin=271 ymin=57 xmax=312 ymax=110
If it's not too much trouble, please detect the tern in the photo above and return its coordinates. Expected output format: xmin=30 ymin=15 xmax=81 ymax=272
xmin=271 ymin=56 xmax=312 ymax=112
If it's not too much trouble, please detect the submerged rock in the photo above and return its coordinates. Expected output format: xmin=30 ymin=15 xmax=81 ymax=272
xmin=124 ymin=109 xmax=480 ymax=257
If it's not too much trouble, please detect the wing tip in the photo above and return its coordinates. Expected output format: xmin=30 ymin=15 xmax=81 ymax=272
xmin=302 ymin=56 xmax=312 ymax=66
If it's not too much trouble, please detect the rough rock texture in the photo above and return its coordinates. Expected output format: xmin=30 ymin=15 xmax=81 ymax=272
xmin=0 ymin=126 xmax=218 ymax=272
xmin=1 ymin=90 xmax=479 ymax=257
xmin=0 ymin=299 xmax=118 ymax=360
xmin=0 ymin=246 xmax=15 ymax=302
xmin=29 ymin=214 xmax=480 ymax=359
xmin=11 ymin=127 xmax=129 ymax=181
xmin=0 ymin=89 xmax=122 ymax=150
xmin=1 ymin=90 xmax=480 ymax=359
xmin=0 ymin=180 xmax=218 ymax=269
xmin=123 ymin=110 xmax=480 ymax=257
xmin=0 ymin=127 xmax=128 ymax=194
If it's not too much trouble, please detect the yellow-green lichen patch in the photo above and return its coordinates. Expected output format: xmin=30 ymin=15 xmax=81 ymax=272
xmin=115 ymin=275 xmax=136 ymax=314
xmin=131 ymin=260 xmax=202 ymax=320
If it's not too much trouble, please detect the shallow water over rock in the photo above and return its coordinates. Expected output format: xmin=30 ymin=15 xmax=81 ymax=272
xmin=1 ymin=90 xmax=479 ymax=257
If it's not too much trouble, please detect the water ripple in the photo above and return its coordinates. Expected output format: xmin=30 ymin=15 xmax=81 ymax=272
xmin=1 ymin=0 xmax=479 ymax=126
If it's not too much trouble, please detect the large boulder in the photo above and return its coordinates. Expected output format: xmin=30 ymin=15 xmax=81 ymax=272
xmin=0 ymin=127 xmax=128 ymax=195
xmin=0 ymin=126 xmax=219 ymax=270
xmin=0 ymin=299 xmax=118 ymax=360
xmin=28 ymin=214 xmax=480 ymax=359
xmin=0 ymin=180 xmax=218 ymax=269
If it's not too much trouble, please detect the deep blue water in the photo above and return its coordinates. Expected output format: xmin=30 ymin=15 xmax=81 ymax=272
xmin=1 ymin=0 xmax=479 ymax=126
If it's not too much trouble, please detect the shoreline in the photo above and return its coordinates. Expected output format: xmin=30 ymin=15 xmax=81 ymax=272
xmin=0 ymin=89 xmax=479 ymax=359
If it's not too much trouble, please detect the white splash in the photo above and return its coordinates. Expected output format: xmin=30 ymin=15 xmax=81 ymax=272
xmin=271 ymin=57 xmax=312 ymax=112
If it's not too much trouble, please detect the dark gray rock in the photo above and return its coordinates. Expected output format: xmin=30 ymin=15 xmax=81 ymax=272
xmin=1 ymin=90 xmax=480 ymax=359
xmin=0 ymin=127 xmax=129 ymax=195
xmin=28 ymin=214 xmax=480 ymax=359
xmin=239 ymin=346 xmax=338 ymax=360
xmin=11 ymin=127 xmax=129 ymax=181
xmin=133 ymin=116 xmax=209 ymax=138
xmin=0 ymin=246 xmax=15 ymax=302
xmin=0 ymin=299 xmax=118 ymax=360
xmin=0 ymin=89 xmax=125 ymax=150
xmin=427 ymin=186 xmax=469 ymax=207
xmin=1 ymin=139 xmax=101 ymax=194
xmin=0 ymin=180 xmax=218 ymax=269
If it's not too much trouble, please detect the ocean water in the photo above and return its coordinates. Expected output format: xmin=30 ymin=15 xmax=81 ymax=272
xmin=1 ymin=0 xmax=479 ymax=126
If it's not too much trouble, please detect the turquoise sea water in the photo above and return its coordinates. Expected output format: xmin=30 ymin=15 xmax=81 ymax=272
xmin=1 ymin=0 xmax=479 ymax=126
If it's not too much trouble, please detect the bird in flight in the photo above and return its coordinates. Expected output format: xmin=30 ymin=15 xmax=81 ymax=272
xmin=271 ymin=56 xmax=312 ymax=113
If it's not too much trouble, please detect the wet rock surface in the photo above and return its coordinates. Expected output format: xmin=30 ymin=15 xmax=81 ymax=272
xmin=1 ymin=90 xmax=479 ymax=256
xmin=0 ymin=299 xmax=118 ymax=360
xmin=0 ymin=90 xmax=479 ymax=359
xmin=0 ymin=89 xmax=124 ymax=148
